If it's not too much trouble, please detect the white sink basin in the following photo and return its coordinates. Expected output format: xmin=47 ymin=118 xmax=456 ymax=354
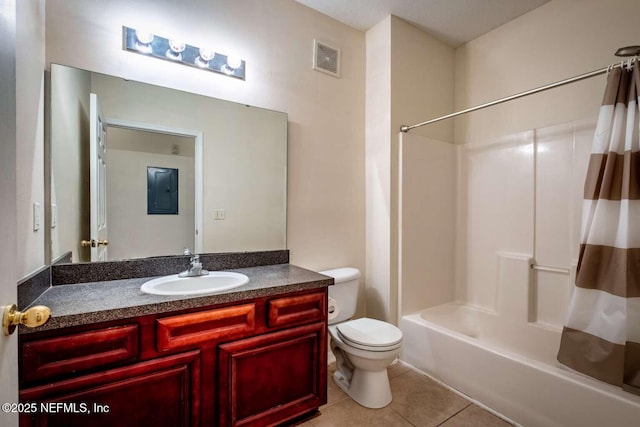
xmin=141 ymin=271 xmax=250 ymax=296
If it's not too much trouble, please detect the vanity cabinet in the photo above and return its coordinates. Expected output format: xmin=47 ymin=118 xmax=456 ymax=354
xmin=19 ymin=288 xmax=327 ymax=427
xmin=218 ymin=322 xmax=325 ymax=426
xmin=19 ymin=351 xmax=201 ymax=427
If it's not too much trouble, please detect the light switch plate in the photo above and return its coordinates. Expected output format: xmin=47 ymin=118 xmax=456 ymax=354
xmin=51 ymin=203 xmax=57 ymax=228
xmin=213 ymin=209 xmax=225 ymax=220
xmin=33 ymin=202 xmax=41 ymax=231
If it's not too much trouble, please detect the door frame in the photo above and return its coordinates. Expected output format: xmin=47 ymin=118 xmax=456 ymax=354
xmin=104 ymin=118 xmax=204 ymax=253
xmin=0 ymin=0 xmax=19 ymax=425
xmin=89 ymin=93 xmax=108 ymax=261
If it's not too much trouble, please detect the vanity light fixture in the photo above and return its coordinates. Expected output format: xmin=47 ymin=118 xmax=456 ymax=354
xmin=123 ymin=26 xmax=246 ymax=80
xmin=196 ymin=47 xmax=215 ymax=68
xmin=134 ymin=29 xmax=154 ymax=53
xmin=167 ymin=39 xmax=186 ymax=61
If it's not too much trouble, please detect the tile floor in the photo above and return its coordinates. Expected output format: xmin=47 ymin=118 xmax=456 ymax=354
xmin=300 ymin=361 xmax=513 ymax=427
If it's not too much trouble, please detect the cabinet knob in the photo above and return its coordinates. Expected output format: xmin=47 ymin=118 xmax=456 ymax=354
xmin=2 ymin=304 xmax=51 ymax=336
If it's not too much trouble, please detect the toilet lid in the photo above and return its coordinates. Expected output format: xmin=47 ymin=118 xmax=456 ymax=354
xmin=336 ymin=318 xmax=403 ymax=348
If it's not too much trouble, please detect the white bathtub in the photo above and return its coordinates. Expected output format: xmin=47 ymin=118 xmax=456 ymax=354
xmin=400 ymin=303 xmax=640 ymax=427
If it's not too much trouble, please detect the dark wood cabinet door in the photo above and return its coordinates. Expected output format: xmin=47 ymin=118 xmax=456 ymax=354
xmin=218 ymin=322 xmax=327 ymax=427
xmin=20 ymin=350 xmax=201 ymax=427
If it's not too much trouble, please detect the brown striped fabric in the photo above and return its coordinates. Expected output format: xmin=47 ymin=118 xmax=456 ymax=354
xmin=624 ymin=341 xmax=640 ymax=396
xmin=576 ymin=244 xmax=640 ymax=298
xmin=558 ymin=327 xmax=624 ymax=386
xmin=583 ymin=152 xmax=640 ymax=200
xmin=602 ymin=66 xmax=630 ymax=106
xmin=558 ymin=63 xmax=640 ymax=393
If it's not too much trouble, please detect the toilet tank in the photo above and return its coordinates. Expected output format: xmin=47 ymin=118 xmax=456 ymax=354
xmin=319 ymin=267 xmax=360 ymax=325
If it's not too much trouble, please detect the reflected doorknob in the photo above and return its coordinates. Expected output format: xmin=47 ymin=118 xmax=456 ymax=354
xmin=81 ymin=239 xmax=109 ymax=247
xmin=81 ymin=239 xmax=96 ymax=247
xmin=2 ymin=304 xmax=51 ymax=336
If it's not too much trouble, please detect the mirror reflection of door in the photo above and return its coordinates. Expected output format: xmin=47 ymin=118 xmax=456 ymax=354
xmin=105 ymin=127 xmax=195 ymax=260
xmin=89 ymin=93 xmax=108 ymax=261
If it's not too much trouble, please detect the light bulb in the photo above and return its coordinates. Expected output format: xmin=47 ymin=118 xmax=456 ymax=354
xmin=135 ymin=30 xmax=154 ymax=45
xmin=169 ymin=39 xmax=186 ymax=53
xmin=226 ymin=56 xmax=242 ymax=69
xmin=166 ymin=39 xmax=186 ymax=60
xmin=199 ymin=48 xmax=215 ymax=61
xmin=134 ymin=30 xmax=154 ymax=53
xmin=196 ymin=47 xmax=215 ymax=67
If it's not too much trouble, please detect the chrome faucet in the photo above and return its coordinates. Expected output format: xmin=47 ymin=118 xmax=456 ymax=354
xmin=178 ymin=254 xmax=210 ymax=277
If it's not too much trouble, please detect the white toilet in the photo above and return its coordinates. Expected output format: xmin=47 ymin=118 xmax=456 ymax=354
xmin=320 ymin=267 xmax=403 ymax=409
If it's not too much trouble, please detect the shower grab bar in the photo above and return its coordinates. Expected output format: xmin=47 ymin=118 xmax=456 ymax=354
xmin=531 ymin=264 xmax=570 ymax=275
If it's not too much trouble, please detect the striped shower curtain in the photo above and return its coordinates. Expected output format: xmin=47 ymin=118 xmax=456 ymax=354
xmin=557 ymin=62 xmax=640 ymax=394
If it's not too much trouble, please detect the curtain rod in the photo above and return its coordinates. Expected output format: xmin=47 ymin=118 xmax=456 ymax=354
xmin=400 ymin=60 xmax=632 ymax=133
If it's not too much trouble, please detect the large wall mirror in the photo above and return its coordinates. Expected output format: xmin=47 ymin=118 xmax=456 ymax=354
xmin=49 ymin=63 xmax=287 ymax=263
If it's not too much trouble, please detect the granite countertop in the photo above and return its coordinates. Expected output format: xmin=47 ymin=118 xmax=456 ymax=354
xmin=23 ymin=264 xmax=332 ymax=333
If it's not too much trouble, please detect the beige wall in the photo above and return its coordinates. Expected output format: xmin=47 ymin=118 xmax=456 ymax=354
xmin=454 ymin=0 xmax=640 ymax=144
xmin=50 ymin=65 xmax=91 ymax=263
xmin=365 ymin=17 xmax=392 ymax=322
xmin=106 ymin=129 xmax=195 ymax=260
xmin=16 ymin=0 xmax=46 ymax=278
xmin=366 ymin=16 xmax=454 ymax=322
xmin=45 ymin=0 xmax=366 ymax=278
xmin=391 ymin=17 xmax=455 ymax=144
xmin=398 ymin=133 xmax=456 ymax=315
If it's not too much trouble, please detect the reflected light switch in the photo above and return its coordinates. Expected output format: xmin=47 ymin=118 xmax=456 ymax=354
xmin=213 ymin=209 xmax=225 ymax=220
xmin=51 ymin=204 xmax=57 ymax=228
xmin=33 ymin=202 xmax=40 ymax=231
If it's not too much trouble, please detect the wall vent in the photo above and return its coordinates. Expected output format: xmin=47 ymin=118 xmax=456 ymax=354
xmin=313 ymin=39 xmax=340 ymax=78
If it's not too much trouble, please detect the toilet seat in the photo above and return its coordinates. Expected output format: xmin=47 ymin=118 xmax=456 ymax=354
xmin=336 ymin=318 xmax=403 ymax=352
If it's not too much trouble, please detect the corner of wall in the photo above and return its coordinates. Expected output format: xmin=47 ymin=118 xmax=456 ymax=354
xmin=365 ymin=15 xmax=456 ymax=323
xmin=365 ymin=17 xmax=392 ymax=322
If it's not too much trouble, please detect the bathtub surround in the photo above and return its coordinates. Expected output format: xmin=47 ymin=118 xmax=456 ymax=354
xmin=557 ymin=64 xmax=640 ymax=394
xmin=401 ymin=305 xmax=640 ymax=427
xmin=393 ymin=3 xmax=640 ymax=425
xmin=398 ymin=117 xmax=640 ymax=424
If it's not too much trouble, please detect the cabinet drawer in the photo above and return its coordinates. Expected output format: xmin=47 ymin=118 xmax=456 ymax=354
xmin=21 ymin=325 xmax=139 ymax=383
xmin=157 ymin=303 xmax=255 ymax=351
xmin=267 ymin=291 xmax=326 ymax=328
